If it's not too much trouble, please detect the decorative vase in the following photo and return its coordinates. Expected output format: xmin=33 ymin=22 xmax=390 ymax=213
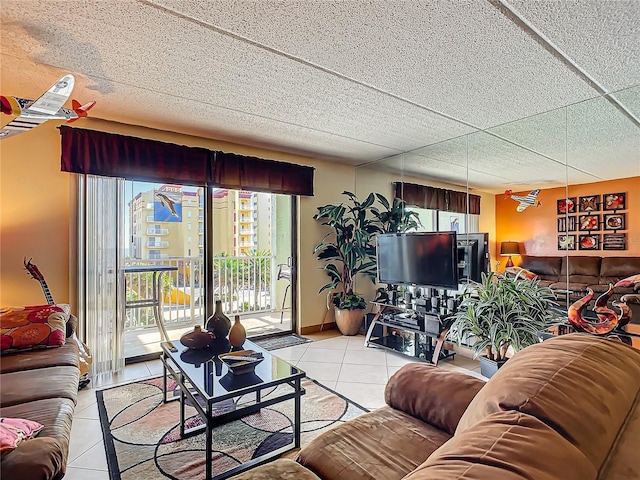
xmin=206 ymin=300 xmax=231 ymax=339
xmin=179 ymin=325 xmax=215 ymax=349
xmin=334 ymin=308 xmax=364 ymax=336
xmin=229 ymin=315 xmax=247 ymax=348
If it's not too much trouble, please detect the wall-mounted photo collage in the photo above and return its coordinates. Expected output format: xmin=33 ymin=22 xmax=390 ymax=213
xmin=557 ymin=192 xmax=627 ymax=251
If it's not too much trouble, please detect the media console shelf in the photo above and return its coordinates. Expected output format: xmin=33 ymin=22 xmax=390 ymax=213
xmin=364 ymin=301 xmax=455 ymax=366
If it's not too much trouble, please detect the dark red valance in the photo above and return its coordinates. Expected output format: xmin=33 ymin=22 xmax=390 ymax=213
xmin=394 ymin=182 xmax=481 ymax=214
xmin=60 ymin=126 xmax=210 ymax=186
xmin=211 ymin=152 xmax=314 ymax=196
xmin=60 ymin=126 xmax=315 ymax=196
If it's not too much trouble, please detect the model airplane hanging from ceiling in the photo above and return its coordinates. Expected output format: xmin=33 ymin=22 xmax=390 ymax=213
xmin=504 ymin=189 xmax=541 ymax=212
xmin=0 ymin=74 xmax=95 ymax=139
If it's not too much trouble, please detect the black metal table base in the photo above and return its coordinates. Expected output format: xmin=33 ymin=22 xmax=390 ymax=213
xmin=161 ymin=353 xmax=304 ymax=480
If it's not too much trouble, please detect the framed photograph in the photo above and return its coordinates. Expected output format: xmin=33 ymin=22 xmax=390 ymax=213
xmin=578 ymin=234 xmax=600 ymax=250
xmin=558 ymin=234 xmax=576 ymax=251
xmin=557 ymin=197 xmax=577 ymax=215
xmin=603 ymin=233 xmax=627 ymax=250
xmin=603 ymin=192 xmax=626 ymax=210
xmin=578 ymin=214 xmax=600 ymax=231
xmin=578 ymin=195 xmax=600 ymax=212
xmin=558 ymin=216 xmax=576 ymax=233
xmin=604 ymin=213 xmax=625 ymax=230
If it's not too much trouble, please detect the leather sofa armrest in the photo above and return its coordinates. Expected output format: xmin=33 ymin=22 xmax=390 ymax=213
xmin=66 ymin=314 xmax=78 ymax=339
xmin=1 ymin=437 xmax=65 ymax=480
xmin=227 ymin=459 xmax=320 ymax=480
xmin=384 ymin=363 xmax=485 ymax=435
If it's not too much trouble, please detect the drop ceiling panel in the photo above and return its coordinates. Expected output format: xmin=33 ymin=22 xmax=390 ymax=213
xmin=566 ymin=95 xmax=640 ymax=180
xmin=159 ymin=0 xmax=600 ymax=128
xmin=2 ymin=1 xmax=475 ymax=161
xmin=506 ymin=0 xmax=640 ymax=93
xmin=485 ymin=109 xmax=569 ymax=163
xmin=610 ymin=85 xmax=640 ymax=118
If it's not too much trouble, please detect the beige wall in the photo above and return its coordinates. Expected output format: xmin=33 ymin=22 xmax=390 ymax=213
xmin=0 ymin=117 xmax=357 ymax=332
xmin=1 ymin=123 xmax=74 ymax=306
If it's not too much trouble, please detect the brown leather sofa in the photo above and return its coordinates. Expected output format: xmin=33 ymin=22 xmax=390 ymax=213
xmin=518 ymin=255 xmax=640 ymax=293
xmin=517 ymin=255 xmax=640 ymax=320
xmin=0 ymin=315 xmax=80 ymax=480
xmin=229 ymin=334 xmax=640 ymax=480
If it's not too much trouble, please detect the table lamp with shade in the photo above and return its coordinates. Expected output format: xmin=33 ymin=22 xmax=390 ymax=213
xmin=500 ymin=241 xmax=520 ymax=268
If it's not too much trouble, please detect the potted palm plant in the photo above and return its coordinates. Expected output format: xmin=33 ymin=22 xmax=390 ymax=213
xmin=446 ymin=272 xmax=559 ymax=377
xmin=313 ymin=191 xmax=419 ymax=335
xmin=370 ymin=194 xmax=420 ymax=234
xmin=313 ymin=191 xmax=379 ymax=335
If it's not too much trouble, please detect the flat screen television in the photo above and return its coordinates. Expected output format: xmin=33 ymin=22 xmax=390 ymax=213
xmin=376 ymin=232 xmax=459 ymax=290
xmin=457 ymin=233 xmax=490 ymax=283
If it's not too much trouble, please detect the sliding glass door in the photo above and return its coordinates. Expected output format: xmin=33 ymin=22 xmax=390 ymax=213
xmin=208 ymin=188 xmax=294 ymax=337
xmin=122 ymin=181 xmax=294 ymax=361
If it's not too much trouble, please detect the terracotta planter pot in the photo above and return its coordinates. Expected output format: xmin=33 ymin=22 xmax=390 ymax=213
xmin=335 ymin=308 xmax=365 ymax=336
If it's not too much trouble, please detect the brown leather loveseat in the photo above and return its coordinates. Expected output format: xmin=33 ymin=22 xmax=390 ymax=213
xmin=0 ymin=315 xmax=80 ymax=480
xmin=229 ymin=334 xmax=640 ymax=480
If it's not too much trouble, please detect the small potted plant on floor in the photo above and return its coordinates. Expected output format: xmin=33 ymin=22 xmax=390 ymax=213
xmin=446 ymin=272 xmax=559 ymax=377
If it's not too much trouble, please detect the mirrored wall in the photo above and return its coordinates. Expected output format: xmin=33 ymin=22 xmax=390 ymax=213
xmin=355 ymin=84 xmax=640 ymax=303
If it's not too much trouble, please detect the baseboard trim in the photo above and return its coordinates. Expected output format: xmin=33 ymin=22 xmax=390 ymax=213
xmin=300 ymin=322 xmax=337 ymax=335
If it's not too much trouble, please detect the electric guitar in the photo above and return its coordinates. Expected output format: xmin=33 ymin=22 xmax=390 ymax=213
xmin=24 ymin=257 xmax=93 ymax=380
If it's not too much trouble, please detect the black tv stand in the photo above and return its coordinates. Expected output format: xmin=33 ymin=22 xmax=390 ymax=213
xmin=365 ymin=301 xmax=456 ymax=366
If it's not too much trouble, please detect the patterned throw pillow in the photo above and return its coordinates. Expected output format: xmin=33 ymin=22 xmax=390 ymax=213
xmin=0 ymin=304 xmax=70 ymax=354
xmin=505 ymin=266 xmax=539 ymax=281
xmin=0 ymin=417 xmax=44 ymax=456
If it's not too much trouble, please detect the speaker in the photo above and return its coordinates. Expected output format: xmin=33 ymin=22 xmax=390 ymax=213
xmin=447 ymin=298 xmax=456 ymax=313
xmin=430 ymin=296 xmax=439 ymax=311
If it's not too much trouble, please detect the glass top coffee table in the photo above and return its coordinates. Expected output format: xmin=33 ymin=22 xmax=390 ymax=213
xmin=160 ymin=338 xmax=305 ymax=480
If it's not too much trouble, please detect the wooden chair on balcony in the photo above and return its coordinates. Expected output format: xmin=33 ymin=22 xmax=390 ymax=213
xmin=277 ymin=258 xmax=292 ymax=324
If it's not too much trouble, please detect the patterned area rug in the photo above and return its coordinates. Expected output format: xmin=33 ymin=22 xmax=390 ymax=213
xmin=252 ymin=333 xmax=312 ymax=351
xmin=97 ymin=376 xmax=367 ymax=480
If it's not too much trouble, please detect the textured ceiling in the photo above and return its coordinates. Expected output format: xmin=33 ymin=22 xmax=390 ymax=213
xmin=1 ymin=0 xmax=639 ymax=193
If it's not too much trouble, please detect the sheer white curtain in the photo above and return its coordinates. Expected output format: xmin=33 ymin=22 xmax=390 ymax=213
xmin=77 ymin=174 xmax=125 ymax=378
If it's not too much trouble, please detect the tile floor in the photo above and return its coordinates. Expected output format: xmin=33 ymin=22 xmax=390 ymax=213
xmin=65 ymin=332 xmax=485 ymax=479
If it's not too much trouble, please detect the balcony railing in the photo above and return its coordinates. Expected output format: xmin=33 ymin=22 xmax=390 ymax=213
xmin=123 ymin=254 xmax=277 ymax=334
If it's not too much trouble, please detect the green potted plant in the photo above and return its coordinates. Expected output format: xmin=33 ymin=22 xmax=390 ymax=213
xmin=313 ymin=191 xmax=421 ymax=335
xmin=313 ymin=191 xmax=379 ymax=335
xmin=446 ymin=272 xmax=559 ymax=377
xmin=370 ymin=194 xmax=420 ymax=235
